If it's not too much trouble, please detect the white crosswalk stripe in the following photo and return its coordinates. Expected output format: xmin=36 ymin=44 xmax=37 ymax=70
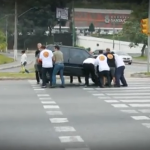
xmin=83 ymin=78 xmax=150 ymax=129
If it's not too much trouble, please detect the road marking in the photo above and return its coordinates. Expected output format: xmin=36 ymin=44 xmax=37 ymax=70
xmin=121 ymin=100 xmax=150 ymax=103
xmin=92 ymin=93 xmax=105 ymax=96
xmin=107 ymin=93 xmax=150 ymax=96
xmin=131 ymin=116 xmax=150 ymax=120
xmin=121 ymin=110 xmax=138 ymax=114
xmin=43 ymin=105 xmax=59 ymax=109
xmin=129 ymin=104 xmax=150 ymax=108
xmin=83 ymin=88 xmax=94 ymax=90
xmin=113 ymin=96 xmax=150 ymax=99
xmin=88 ymin=91 xmax=98 ymax=93
xmin=41 ymin=101 xmax=56 ymax=104
xmin=95 ymin=87 xmax=150 ymax=90
xmin=50 ymin=118 xmax=68 ymax=123
xmin=37 ymin=94 xmax=50 ymax=97
xmin=39 ymin=98 xmax=51 ymax=100
xmin=54 ymin=126 xmax=76 ymax=132
xmin=59 ymin=136 xmax=84 ymax=143
xmin=46 ymin=111 xmax=63 ymax=115
xmin=34 ymin=89 xmax=45 ymax=91
xmin=65 ymin=148 xmax=90 ymax=150
xmin=103 ymin=90 xmax=150 ymax=93
xmin=98 ymin=97 xmax=111 ymax=99
xmin=138 ymin=109 xmax=150 ymax=113
xmin=142 ymin=123 xmax=150 ymax=128
xmin=111 ymin=104 xmax=129 ymax=108
xmin=105 ymin=100 xmax=119 ymax=103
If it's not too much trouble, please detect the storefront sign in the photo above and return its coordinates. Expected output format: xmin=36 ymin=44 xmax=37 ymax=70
xmin=105 ymin=15 xmax=129 ymax=23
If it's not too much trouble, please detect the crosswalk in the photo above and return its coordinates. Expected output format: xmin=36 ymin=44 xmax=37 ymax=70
xmin=82 ymin=78 xmax=150 ymax=129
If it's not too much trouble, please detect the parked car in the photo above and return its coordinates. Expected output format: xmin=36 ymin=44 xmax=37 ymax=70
xmin=115 ymin=51 xmax=132 ymax=65
xmin=46 ymin=45 xmax=96 ymax=83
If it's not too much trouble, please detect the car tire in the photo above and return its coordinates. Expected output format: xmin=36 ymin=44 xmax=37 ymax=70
xmin=128 ymin=62 xmax=132 ymax=65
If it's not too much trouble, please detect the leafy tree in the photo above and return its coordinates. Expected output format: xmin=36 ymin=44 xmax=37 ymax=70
xmin=0 ymin=29 xmax=6 ymax=51
xmin=120 ymin=1 xmax=148 ymax=56
xmin=88 ymin=23 xmax=95 ymax=34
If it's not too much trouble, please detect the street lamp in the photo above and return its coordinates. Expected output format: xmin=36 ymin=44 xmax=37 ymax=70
xmin=14 ymin=0 xmax=36 ymax=60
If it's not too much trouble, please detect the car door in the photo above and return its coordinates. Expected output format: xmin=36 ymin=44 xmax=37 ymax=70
xmin=69 ymin=48 xmax=91 ymax=76
xmin=59 ymin=47 xmax=70 ymax=75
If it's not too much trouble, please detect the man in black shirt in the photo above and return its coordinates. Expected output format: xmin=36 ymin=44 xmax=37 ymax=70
xmin=105 ymin=48 xmax=116 ymax=85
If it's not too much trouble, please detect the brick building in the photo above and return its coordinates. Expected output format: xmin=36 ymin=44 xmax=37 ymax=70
xmin=73 ymin=8 xmax=132 ymax=29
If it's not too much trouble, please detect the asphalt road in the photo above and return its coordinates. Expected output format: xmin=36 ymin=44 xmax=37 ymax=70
xmin=0 ymin=79 xmax=150 ymax=150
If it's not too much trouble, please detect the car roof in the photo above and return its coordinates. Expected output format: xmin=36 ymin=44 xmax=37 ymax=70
xmin=46 ymin=44 xmax=86 ymax=51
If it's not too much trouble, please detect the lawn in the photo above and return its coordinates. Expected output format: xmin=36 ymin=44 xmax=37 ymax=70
xmin=133 ymin=56 xmax=147 ymax=61
xmin=0 ymin=54 xmax=14 ymax=65
xmin=0 ymin=72 xmax=35 ymax=79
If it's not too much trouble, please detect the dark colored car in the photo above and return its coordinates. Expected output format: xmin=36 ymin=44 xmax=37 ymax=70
xmin=46 ymin=45 xmax=95 ymax=81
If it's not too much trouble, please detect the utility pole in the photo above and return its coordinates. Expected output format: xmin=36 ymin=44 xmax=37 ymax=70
xmin=5 ymin=16 xmax=8 ymax=53
xmin=14 ymin=0 xmax=18 ymax=60
xmin=72 ymin=0 xmax=75 ymax=47
xmin=147 ymin=0 xmax=150 ymax=72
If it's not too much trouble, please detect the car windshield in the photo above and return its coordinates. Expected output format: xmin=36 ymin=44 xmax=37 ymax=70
xmin=115 ymin=51 xmax=129 ymax=56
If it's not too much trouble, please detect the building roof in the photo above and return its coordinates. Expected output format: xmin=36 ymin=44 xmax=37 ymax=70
xmin=74 ymin=8 xmax=132 ymax=14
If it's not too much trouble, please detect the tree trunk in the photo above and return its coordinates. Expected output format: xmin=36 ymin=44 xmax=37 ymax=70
xmin=141 ymin=44 xmax=146 ymax=57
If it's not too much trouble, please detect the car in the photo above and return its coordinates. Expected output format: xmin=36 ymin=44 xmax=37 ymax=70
xmin=46 ymin=45 xmax=96 ymax=83
xmin=115 ymin=51 xmax=132 ymax=65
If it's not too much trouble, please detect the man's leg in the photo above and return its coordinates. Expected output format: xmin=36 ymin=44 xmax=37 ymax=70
xmin=35 ymin=71 xmax=40 ymax=83
xmin=42 ymin=68 xmax=47 ymax=87
xmin=70 ymin=76 xmax=73 ymax=83
xmin=83 ymin=64 xmax=90 ymax=86
xmin=120 ymin=66 xmax=128 ymax=86
xmin=59 ymin=64 xmax=65 ymax=87
xmin=47 ymin=67 xmax=53 ymax=86
xmin=115 ymin=67 xmax=122 ymax=87
xmin=52 ymin=64 xmax=60 ymax=87
xmin=98 ymin=72 xmax=104 ymax=88
xmin=78 ymin=76 xmax=82 ymax=83
xmin=105 ymin=71 xmax=111 ymax=87
xmin=90 ymin=64 xmax=98 ymax=86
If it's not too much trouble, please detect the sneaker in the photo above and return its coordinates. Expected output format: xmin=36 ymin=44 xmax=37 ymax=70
xmin=60 ymin=85 xmax=65 ymax=88
xmin=42 ymin=86 xmax=46 ymax=88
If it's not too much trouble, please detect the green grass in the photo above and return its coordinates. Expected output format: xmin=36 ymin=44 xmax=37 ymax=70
xmin=133 ymin=56 xmax=147 ymax=61
xmin=0 ymin=54 xmax=14 ymax=65
xmin=0 ymin=72 xmax=35 ymax=79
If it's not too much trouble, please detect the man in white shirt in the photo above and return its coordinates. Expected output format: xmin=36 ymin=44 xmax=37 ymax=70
xmin=83 ymin=57 xmax=98 ymax=87
xmin=95 ymin=50 xmax=110 ymax=88
xmin=20 ymin=50 xmax=29 ymax=73
xmin=39 ymin=45 xmax=53 ymax=88
xmin=113 ymin=52 xmax=128 ymax=87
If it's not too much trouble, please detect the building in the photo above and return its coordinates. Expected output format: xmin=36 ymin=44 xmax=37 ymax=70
xmin=74 ymin=8 xmax=132 ymax=30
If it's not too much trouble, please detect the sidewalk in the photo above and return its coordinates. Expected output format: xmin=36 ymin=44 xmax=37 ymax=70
xmin=0 ymin=60 xmax=33 ymax=70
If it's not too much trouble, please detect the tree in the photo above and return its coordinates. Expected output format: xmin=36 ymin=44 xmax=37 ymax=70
xmin=88 ymin=23 xmax=95 ymax=34
xmin=0 ymin=29 xmax=6 ymax=51
xmin=120 ymin=1 xmax=148 ymax=56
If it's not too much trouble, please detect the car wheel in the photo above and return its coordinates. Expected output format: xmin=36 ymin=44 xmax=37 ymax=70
xmin=128 ymin=62 xmax=132 ymax=65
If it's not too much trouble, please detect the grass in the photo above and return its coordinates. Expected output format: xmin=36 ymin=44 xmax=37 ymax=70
xmin=0 ymin=54 xmax=14 ymax=65
xmin=133 ymin=56 xmax=147 ymax=61
xmin=0 ymin=72 xmax=35 ymax=79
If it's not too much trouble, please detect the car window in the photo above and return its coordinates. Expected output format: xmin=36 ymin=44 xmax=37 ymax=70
xmin=46 ymin=45 xmax=54 ymax=52
xmin=60 ymin=47 xmax=70 ymax=62
xmin=93 ymin=50 xmax=99 ymax=55
xmin=70 ymin=48 xmax=91 ymax=64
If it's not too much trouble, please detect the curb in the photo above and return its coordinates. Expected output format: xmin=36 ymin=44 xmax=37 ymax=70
xmin=0 ymin=61 xmax=33 ymax=70
xmin=133 ymin=61 xmax=147 ymax=64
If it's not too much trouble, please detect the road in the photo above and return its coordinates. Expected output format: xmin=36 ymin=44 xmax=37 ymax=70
xmin=0 ymin=78 xmax=150 ymax=150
